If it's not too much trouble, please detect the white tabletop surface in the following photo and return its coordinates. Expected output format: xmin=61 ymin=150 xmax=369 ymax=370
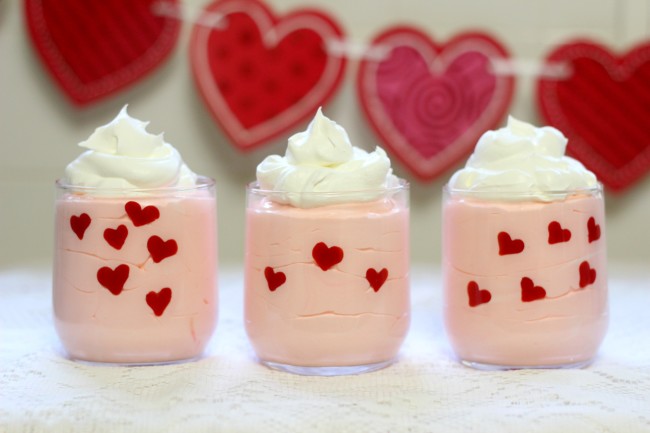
xmin=1 ymin=265 xmax=649 ymax=433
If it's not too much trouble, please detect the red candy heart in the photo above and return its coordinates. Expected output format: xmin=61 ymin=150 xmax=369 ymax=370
xmin=548 ymin=221 xmax=572 ymax=244
xmin=125 ymin=201 xmax=160 ymax=227
xmin=467 ymin=281 xmax=491 ymax=307
xmin=357 ymin=28 xmax=514 ymax=181
xmin=588 ymin=217 xmax=601 ymax=243
xmin=264 ymin=267 xmax=286 ymax=292
xmin=521 ymin=277 xmax=546 ymax=302
xmin=104 ymin=225 xmax=128 ymax=250
xmin=366 ymin=268 xmax=388 ymax=292
xmin=579 ymin=261 xmax=597 ymax=288
xmin=70 ymin=213 xmax=91 ymax=240
xmin=25 ymin=0 xmax=181 ymax=106
xmin=97 ymin=264 xmax=129 ymax=296
xmin=147 ymin=236 xmax=178 ymax=263
xmin=537 ymin=40 xmax=650 ymax=191
xmin=498 ymin=231 xmax=525 ymax=256
xmin=312 ymin=242 xmax=344 ymax=271
xmin=189 ymin=0 xmax=347 ymax=151
xmin=146 ymin=288 xmax=172 ymax=317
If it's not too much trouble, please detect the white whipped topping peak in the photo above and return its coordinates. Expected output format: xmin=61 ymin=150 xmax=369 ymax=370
xmin=256 ymin=108 xmax=399 ymax=208
xmin=448 ymin=116 xmax=597 ymax=201
xmin=64 ymin=106 xmax=197 ymax=189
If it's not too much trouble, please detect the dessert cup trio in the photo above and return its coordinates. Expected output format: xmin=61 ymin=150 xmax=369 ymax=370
xmin=52 ymin=106 xmax=608 ymax=374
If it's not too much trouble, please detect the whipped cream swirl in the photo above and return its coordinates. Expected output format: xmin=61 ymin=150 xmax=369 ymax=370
xmin=256 ymin=108 xmax=399 ymax=208
xmin=448 ymin=116 xmax=597 ymax=201
xmin=64 ymin=106 xmax=197 ymax=189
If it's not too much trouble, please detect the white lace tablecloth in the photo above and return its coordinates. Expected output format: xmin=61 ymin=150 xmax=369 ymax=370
xmin=1 ymin=266 xmax=649 ymax=433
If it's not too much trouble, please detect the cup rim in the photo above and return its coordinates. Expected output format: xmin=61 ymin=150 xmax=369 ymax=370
xmin=443 ymin=182 xmax=603 ymax=199
xmin=55 ymin=175 xmax=215 ymax=194
xmin=246 ymin=178 xmax=409 ymax=196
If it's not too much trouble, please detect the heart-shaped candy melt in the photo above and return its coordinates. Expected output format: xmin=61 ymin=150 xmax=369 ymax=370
xmin=264 ymin=267 xmax=286 ymax=292
xmin=147 ymin=236 xmax=178 ymax=263
xmin=312 ymin=242 xmax=344 ymax=271
xmin=125 ymin=201 xmax=160 ymax=227
xmin=548 ymin=221 xmax=571 ymax=244
xmin=467 ymin=281 xmax=491 ymax=307
xmin=521 ymin=277 xmax=546 ymax=302
xmin=97 ymin=264 xmax=130 ymax=296
xmin=70 ymin=213 xmax=91 ymax=240
xmin=25 ymin=0 xmax=181 ymax=105
xmin=537 ymin=40 xmax=650 ymax=191
xmin=357 ymin=28 xmax=514 ymax=180
xmin=189 ymin=0 xmax=347 ymax=150
xmin=497 ymin=232 xmax=525 ymax=256
xmin=104 ymin=225 xmax=128 ymax=250
xmin=366 ymin=268 xmax=388 ymax=292
xmin=579 ymin=261 xmax=597 ymax=288
xmin=588 ymin=217 xmax=601 ymax=243
xmin=146 ymin=288 xmax=172 ymax=316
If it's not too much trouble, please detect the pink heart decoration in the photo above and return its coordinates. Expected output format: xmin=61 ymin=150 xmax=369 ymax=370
xmin=189 ymin=0 xmax=347 ymax=151
xmin=357 ymin=27 xmax=514 ymax=181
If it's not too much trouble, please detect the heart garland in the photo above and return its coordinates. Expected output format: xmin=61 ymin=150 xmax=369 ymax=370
xmin=24 ymin=0 xmax=181 ymax=106
xmin=357 ymin=27 xmax=515 ymax=181
xmin=189 ymin=0 xmax=347 ymax=151
xmin=537 ymin=40 xmax=650 ymax=191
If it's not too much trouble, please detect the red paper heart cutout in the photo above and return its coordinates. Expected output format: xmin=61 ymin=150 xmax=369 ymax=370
xmin=147 ymin=236 xmax=178 ymax=263
xmin=97 ymin=264 xmax=129 ymax=296
xmin=548 ymin=221 xmax=572 ymax=244
xmin=537 ymin=40 xmax=650 ymax=191
xmin=104 ymin=225 xmax=128 ymax=250
xmin=264 ymin=266 xmax=286 ymax=292
xmin=189 ymin=0 xmax=347 ymax=151
xmin=521 ymin=277 xmax=546 ymax=302
xmin=366 ymin=268 xmax=388 ymax=292
xmin=498 ymin=231 xmax=525 ymax=256
xmin=467 ymin=281 xmax=491 ymax=307
xmin=357 ymin=28 xmax=514 ymax=181
xmin=588 ymin=217 xmax=602 ymax=243
xmin=579 ymin=261 xmax=597 ymax=288
xmin=312 ymin=242 xmax=343 ymax=271
xmin=125 ymin=201 xmax=160 ymax=227
xmin=146 ymin=287 xmax=172 ymax=316
xmin=70 ymin=213 xmax=91 ymax=240
xmin=25 ymin=0 xmax=181 ymax=106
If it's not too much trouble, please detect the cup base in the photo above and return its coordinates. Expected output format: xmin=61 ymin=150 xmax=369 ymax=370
xmin=460 ymin=358 xmax=594 ymax=371
xmin=260 ymin=358 xmax=395 ymax=376
xmin=56 ymin=345 xmax=204 ymax=366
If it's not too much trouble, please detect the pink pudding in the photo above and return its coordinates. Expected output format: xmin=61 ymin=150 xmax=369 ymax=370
xmin=245 ymin=189 xmax=410 ymax=371
xmin=53 ymin=181 xmax=217 ymax=364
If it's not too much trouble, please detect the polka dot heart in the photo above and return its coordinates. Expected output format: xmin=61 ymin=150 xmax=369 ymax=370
xmin=357 ymin=27 xmax=514 ymax=181
xmin=189 ymin=0 xmax=347 ymax=151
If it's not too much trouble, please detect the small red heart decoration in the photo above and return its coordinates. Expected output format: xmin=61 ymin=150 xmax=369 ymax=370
xmin=103 ymin=224 xmax=128 ymax=250
xmin=147 ymin=236 xmax=178 ymax=263
xmin=588 ymin=217 xmax=601 ymax=243
xmin=146 ymin=287 xmax=172 ymax=316
xmin=264 ymin=267 xmax=286 ymax=292
xmin=357 ymin=27 xmax=514 ymax=180
xmin=125 ymin=201 xmax=160 ymax=227
xmin=189 ymin=0 xmax=347 ymax=151
xmin=579 ymin=261 xmax=597 ymax=288
xmin=537 ymin=40 xmax=650 ymax=191
xmin=312 ymin=242 xmax=344 ymax=271
xmin=97 ymin=264 xmax=130 ymax=296
xmin=548 ymin=221 xmax=572 ymax=244
xmin=467 ymin=281 xmax=491 ymax=307
xmin=366 ymin=268 xmax=388 ymax=292
xmin=25 ymin=0 xmax=181 ymax=106
xmin=70 ymin=213 xmax=91 ymax=240
xmin=498 ymin=231 xmax=525 ymax=256
xmin=521 ymin=277 xmax=546 ymax=302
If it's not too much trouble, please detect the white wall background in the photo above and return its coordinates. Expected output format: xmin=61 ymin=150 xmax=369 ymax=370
xmin=1 ymin=0 xmax=649 ymax=269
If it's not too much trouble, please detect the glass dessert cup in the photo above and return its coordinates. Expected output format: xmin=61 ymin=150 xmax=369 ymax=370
xmin=244 ymin=181 xmax=410 ymax=376
xmin=53 ymin=176 xmax=218 ymax=365
xmin=442 ymin=184 xmax=608 ymax=370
